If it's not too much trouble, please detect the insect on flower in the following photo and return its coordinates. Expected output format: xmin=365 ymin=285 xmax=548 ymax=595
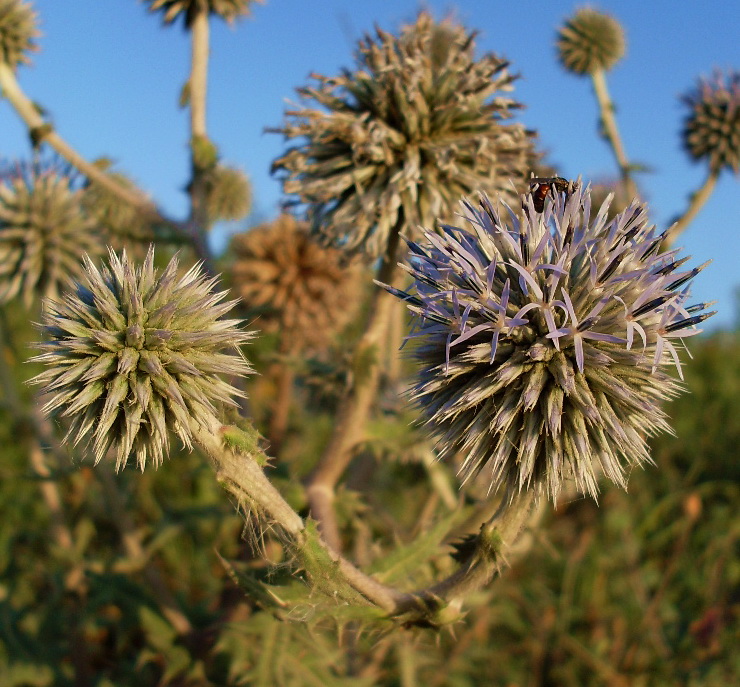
xmin=528 ymin=176 xmax=579 ymax=213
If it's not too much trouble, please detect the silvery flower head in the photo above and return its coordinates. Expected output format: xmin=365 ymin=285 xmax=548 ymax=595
xmin=381 ymin=181 xmax=715 ymax=501
xmin=271 ymin=11 xmax=534 ymax=259
xmin=31 ymin=247 xmax=253 ymax=471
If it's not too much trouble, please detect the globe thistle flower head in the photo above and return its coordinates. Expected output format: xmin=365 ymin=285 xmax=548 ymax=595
xmin=31 ymin=247 xmax=253 ymax=471
xmin=0 ymin=0 xmax=39 ymax=69
xmin=381 ymin=182 xmax=715 ymax=501
xmin=556 ymin=7 xmax=625 ymax=75
xmin=204 ymin=165 xmax=252 ymax=222
xmin=271 ymin=11 xmax=534 ymax=259
xmin=0 ymin=163 xmax=102 ymax=306
xmin=143 ymin=0 xmax=262 ymax=27
xmin=682 ymin=70 xmax=740 ymax=174
xmin=231 ymin=214 xmax=361 ymax=348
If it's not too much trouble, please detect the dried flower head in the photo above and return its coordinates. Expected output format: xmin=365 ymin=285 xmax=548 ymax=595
xmin=142 ymin=0 xmax=262 ymax=26
xmin=0 ymin=166 xmax=102 ymax=306
xmin=31 ymin=247 xmax=253 ymax=471
xmin=556 ymin=8 xmax=625 ymax=75
xmin=271 ymin=11 xmax=534 ymax=259
xmin=682 ymin=70 xmax=740 ymax=174
xmin=0 ymin=0 xmax=39 ymax=68
xmin=204 ymin=165 xmax=252 ymax=222
xmin=231 ymin=214 xmax=360 ymax=348
xmin=381 ymin=182 xmax=715 ymax=501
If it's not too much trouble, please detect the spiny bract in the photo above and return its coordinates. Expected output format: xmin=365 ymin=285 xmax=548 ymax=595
xmin=0 ymin=169 xmax=102 ymax=306
xmin=0 ymin=0 xmax=38 ymax=68
xmin=381 ymin=182 xmax=715 ymax=501
xmin=682 ymin=70 xmax=740 ymax=174
xmin=31 ymin=247 xmax=253 ymax=471
xmin=556 ymin=8 xmax=625 ymax=76
xmin=271 ymin=11 xmax=534 ymax=259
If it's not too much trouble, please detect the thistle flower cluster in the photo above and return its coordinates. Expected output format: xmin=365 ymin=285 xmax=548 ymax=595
xmin=271 ymin=11 xmax=534 ymax=258
xmin=682 ymin=70 xmax=740 ymax=174
xmin=556 ymin=8 xmax=625 ymax=75
xmin=0 ymin=168 xmax=102 ymax=306
xmin=382 ymin=183 xmax=714 ymax=501
xmin=31 ymin=248 xmax=253 ymax=471
xmin=142 ymin=0 xmax=262 ymax=26
xmin=0 ymin=0 xmax=38 ymax=68
xmin=231 ymin=214 xmax=360 ymax=347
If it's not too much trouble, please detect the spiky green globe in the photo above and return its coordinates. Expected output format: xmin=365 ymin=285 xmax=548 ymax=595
xmin=142 ymin=0 xmax=262 ymax=26
xmin=271 ymin=11 xmax=534 ymax=259
xmin=0 ymin=170 xmax=102 ymax=306
xmin=556 ymin=8 xmax=625 ymax=75
xmin=205 ymin=165 xmax=252 ymax=222
xmin=0 ymin=0 xmax=38 ymax=68
xmin=682 ymin=70 xmax=740 ymax=174
xmin=31 ymin=248 xmax=253 ymax=471
xmin=381 ymin=182 xmax=714 ymax=501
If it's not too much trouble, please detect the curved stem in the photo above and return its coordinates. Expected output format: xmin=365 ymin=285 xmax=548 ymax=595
xmin=590 ymin=69 xmax=640 ymax=201
xmin=306 ymin=228 xmax=405 ymax=552
xmin=195 ymin=418 xmax=537 ymax=623
xmin=663 ymin=168 xmax=719 ymax=248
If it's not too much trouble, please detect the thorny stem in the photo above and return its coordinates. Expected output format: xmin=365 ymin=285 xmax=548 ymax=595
xmin=663 ymin=168 xmax=720 ymax=248
xmin=590 ymin=69 xmax=640 ymax=201
xmin=0 ymin=62 xmax=212 ymax=269
xmin=196 ymin=418 xmax=537 ymax=623
xmin=306 ymin=227 xmax=405 ymax=552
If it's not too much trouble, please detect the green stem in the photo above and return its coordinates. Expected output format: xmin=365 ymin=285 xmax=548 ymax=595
xmin=197 ymin=418 xmax=537 ymax=623
xmin=306 ymin=227 xmax=405 ymax=552
xmin=590 ymin=69 xmax=639 ymax=200
xmin=663 ymin=168 xmax=719 ymax=248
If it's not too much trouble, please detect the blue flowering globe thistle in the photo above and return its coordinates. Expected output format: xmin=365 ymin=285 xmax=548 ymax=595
xmin=382 ymin=182 xmax=714 ymax=501
xmin=31 ymin=248 xmax=253 ymax=471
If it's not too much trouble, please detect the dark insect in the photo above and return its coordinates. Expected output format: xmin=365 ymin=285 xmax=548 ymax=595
xmin=529 ymin=176 xmax=577 ymax=212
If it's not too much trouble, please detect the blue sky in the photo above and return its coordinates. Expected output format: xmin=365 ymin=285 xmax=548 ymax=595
xmin=1 ymin=0 xmax=738 ymax=329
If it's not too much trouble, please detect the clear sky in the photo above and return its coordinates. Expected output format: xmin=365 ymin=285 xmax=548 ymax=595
xmin=1 ymin=0 xmax=738 ymax=329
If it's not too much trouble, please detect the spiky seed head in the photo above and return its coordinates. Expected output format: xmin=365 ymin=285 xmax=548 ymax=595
xmin=231 ymin=214 xmax=361 ymax=348
xmin=0 ymin=0 xmax=39 ymax=68
xmin=0 ymin=167 xmax=103 ymax=306
xmin=142 ymin=0 xmax=263 ymax=27
xmin=30 ymin=247 xmax=254 ymax=471
xmin=205 ymin=165 xmax=252 ymax=222
xmin=556 ymin=8 xmax=625 ymax=75
xmin=381 ymin=183 xmax=715 ymax=501
xmin=681 ymin=70 xmax=740 ymax=174
xmin=271 ymin=11 xmax=534 ymax=259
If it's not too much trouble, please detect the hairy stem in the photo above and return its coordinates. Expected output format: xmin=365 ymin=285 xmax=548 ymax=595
xmin=197 ymin=419 xmax=536 ymax=623
xmin=591 ymin=69 xmax=640 ymax=201
xmin=306 ymin=228 xmax=404 ymax=551
xmin=663 ymin=168 xmax=719 ymax=248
